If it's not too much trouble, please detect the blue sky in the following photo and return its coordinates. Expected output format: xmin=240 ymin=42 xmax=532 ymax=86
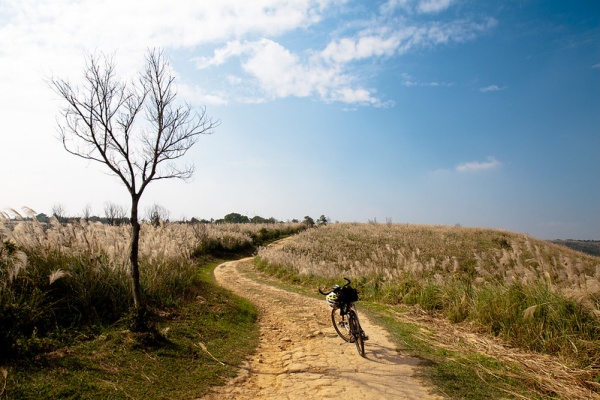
xmin=0 ymin=0 xmax=598 ymax=239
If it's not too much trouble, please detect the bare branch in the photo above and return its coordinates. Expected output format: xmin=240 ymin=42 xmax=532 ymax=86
xmin=133 ymin=48 xmax=218 ymax=195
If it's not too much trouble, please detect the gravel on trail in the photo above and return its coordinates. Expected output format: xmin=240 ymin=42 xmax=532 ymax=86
xmin=202 ymin=256 xmax=443 ymax=400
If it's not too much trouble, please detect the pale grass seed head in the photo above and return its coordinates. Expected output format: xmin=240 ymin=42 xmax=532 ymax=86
xmin=257 ymin=222 xmax=600 ymax=313
xmin=49 ymin=269 xmax=70 ymax=285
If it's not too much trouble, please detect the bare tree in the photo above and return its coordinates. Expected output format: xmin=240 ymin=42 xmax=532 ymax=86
xmin=51 ymin=204 xmax=68 ymax=224
xmin=50 ymin=49 xmax=218 ymax=312
xmin=104 ymin=202 xmax=127 ymax=226
xmin=145 ymin=203 xmax=170 ymax=227
xmin=82 ymin=203 xmax=92 ymax=222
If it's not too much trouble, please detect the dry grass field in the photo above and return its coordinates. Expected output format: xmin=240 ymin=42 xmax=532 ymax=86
xmin=1 ymin=210 xmax=301 ymax=268
xmin=256 ymin=223 xmax=600 ymax=374
xmin=0 ymin=210 xmax=306 ymax=398
xmin=0 ymin=208 xmax=304 ymax=357
xmin=3 ymin=212 xmax=598 ymax=397
xmin=3 ymin=215 xmax=598 ymax=346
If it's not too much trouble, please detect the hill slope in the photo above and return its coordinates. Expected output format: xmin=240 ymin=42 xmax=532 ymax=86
xmin=256 ymin=223 xmax=600 ymax=375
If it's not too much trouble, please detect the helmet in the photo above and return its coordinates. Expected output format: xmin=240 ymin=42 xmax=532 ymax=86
xmin=326 ymin=292 xmax=340 ymax=308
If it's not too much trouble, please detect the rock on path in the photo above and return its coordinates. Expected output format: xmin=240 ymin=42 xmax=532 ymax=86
xmin=202 ymin=257 xmax=443 ymax=400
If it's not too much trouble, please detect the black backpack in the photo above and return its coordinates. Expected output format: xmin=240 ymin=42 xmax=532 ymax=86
xmin=337 ymin=286 xmax=359 ymax=304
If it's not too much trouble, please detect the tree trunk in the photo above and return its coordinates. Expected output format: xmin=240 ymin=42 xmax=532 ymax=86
xmin=129 ymin=195 xmax=143 ymax=310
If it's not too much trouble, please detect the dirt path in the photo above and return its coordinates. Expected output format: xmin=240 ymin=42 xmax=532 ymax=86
xmin=203 ymin=256 xmax=443 ymax=400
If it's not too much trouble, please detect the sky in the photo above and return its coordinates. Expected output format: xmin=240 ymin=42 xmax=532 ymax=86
xmin=1 ymin=0 xmax=599 ymax=240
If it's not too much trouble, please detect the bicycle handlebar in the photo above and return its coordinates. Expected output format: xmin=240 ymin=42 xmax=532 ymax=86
xmin=318 ymin=277 xmax=352 ymax=295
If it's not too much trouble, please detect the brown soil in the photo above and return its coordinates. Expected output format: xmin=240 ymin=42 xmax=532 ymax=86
xmin=202 ymin=256 xmax=443 ymax=400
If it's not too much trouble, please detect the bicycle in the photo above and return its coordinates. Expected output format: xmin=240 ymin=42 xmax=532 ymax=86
xmin=319 ymin=278 xmax=368 ymax=357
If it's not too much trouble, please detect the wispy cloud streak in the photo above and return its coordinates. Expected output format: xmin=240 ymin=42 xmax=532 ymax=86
xmin=480 ymin=85 xmax=506 ymax=93
xmin=456 ymin=157 xmax=502 ymax=172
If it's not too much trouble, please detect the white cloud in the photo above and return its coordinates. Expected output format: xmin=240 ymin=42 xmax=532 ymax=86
xmin=380 ymin=0 xmax=454 ymax=15
xmin=209 ymin=38 xmax=381 ymax=105
xmin=0 ymin=0 xmax=337 ymax=71
xmin=480 ymin=85 xmax=506 ymax=93
xmin=380 ymin=0 xmax=411 ymax=15
xmin=190 ymin=0 xmax=496 ymax=105
xmin=456 ymin=157 xmax=502 ymax=172
xmin=592 ymin=63 xmax=600 ymax=69
xmin=242 ymin=39 xmax=311 ymax=98
xmin=194 ymin=41 xmax=248 ymax=69
xmin=400 ymin=73 xmax=452 ymax=87
xmin=0 ymin=0 xmax=347 ymax=113
xmin=0 ymin=0 xmax=498 ymax=110
xmin=321 ymin=29 xmax=405 ymax=63
xmin=331 ymin=87 xmax=380 ymax=105
xmin=321 ymin=18 xmax=496 ymax=64
xmin=417 ymin=0 xmax=454 ymax=14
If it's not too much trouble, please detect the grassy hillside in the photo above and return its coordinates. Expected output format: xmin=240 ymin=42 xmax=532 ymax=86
xmin=256 ymin=223 xmax=600 ymax=371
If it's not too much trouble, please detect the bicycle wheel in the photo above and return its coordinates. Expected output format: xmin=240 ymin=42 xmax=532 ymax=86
xmin=348 ymin=310 xmax=365 ymax=357
xmin=331 ymin=308 xmax=351 ymax=342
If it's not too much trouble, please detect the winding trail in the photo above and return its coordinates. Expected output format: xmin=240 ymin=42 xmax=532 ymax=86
xmin=203 ymin=255 xmax=443 ymax=400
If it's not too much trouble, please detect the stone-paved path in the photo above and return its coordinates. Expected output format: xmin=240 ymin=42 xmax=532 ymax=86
xmin=202 ymin=256 xmax=443 ymax=400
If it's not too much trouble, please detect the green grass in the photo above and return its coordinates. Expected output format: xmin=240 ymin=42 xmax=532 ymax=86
xmin=1 ymin=259 xmax=259 ymax=399
xmin=362 ymin=303 xmax=541 ymax=400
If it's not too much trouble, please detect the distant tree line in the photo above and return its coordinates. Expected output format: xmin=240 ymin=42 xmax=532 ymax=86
xmin=19 ymin=207 xmax=331 ymax=229
xmin=550 ymin=239 xmax=600 ymax=257
xmin=190 ymin=213 xmax=330 ymax=227
xmin=34 ymin=212 xmax=130 ymax=226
